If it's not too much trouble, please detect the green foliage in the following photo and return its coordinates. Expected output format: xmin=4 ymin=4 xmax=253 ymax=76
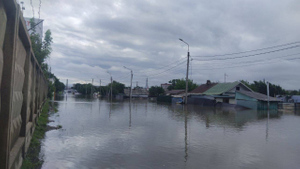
xmin=168 ymin=78 xmax=198 ymax=91
xmin=73 ymin=81 xmax=125 ymax=96
xmin=149 ymin=86 xmax=165 ymax=97
xmin=29 ymin=18 xmax=64 ymax=98
xmin=30 ymin=18 xmax=52 ymax=67
xmin=110 ymin=81 xmax=125 ymax=95
xmin=73 ymin=83 xmax=93 ymax=95
xmin=22 ymin=100 xmax=50 ymax=169
xmin=240 ymin=80 xmax=288 ymax=96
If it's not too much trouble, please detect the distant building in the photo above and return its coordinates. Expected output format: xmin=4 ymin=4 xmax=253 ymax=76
xmin=161 ymin=83 xmax=171 ymax=91
xmin=24 ymin=17 xmax=44 ymax=41
xmin=124 ymin=87 xmax=148 ymax=98
xmin=291 ymin=95 xmax=300 ymax=103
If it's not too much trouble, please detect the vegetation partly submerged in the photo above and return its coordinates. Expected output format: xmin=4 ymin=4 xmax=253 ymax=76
xmin=21 ymin=100 xmax=61 ymax=169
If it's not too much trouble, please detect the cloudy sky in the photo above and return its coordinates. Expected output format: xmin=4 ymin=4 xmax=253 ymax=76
xmin=21 ymin=0 xmax=300 ymax=90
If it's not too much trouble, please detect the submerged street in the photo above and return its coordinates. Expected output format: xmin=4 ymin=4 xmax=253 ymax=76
xmin=42 ymin=95 xmax=300 ymax=169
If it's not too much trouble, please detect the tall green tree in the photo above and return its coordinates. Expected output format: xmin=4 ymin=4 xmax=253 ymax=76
xmin=240 ymin=80 xmax=288 ymax=96
xmin=30 ymin=18 xmax=61 ymax=98
xmin=149 ymin=86 xmax=165 ymax=97
xmin=30 ymin=19 xmax=52 ymax=72
xmin=167 ymin=79 xmax=198 ymax=91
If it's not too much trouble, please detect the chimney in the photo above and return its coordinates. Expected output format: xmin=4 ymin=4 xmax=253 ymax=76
xmin=206 ymin=80 xmax=211 ymax=85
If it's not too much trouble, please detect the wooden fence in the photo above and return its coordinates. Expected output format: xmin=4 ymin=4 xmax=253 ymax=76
xmin=0 ymin=0 xmax=48 ymax=168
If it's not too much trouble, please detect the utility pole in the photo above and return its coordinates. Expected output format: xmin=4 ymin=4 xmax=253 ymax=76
xmin=267 ymin=81 xmax=270 ymax=110
xmin=99 ymin=79 xmax=101 ymax=96
xmin=123 ymin=66 xmax=133 ymax=101
xmin=146 ymin=77 xmax=148 ymax=90
xmin=92 ymin=78 xmax=94 ymax=95
xmin=136 ymin=81 xmax=138 ymax=87
xmin=179 ymin=38 xmax=190 ymax=104
xmin=66 ymin=79 xmax=68 ymax=90
xmin=85 ymin=81 xmax=87 ymax=95
xmin=110 ymin=76 xmax=113 ymax=102
xmin=224 ymin=73 xmax=228 ymax=83
xmin=107 ymin=71 xmax=112 ymax=102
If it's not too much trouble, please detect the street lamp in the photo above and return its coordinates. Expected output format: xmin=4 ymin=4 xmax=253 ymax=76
xmin=107 ymin=71 xmax=113 ymax=101
xmin=179 ymin=38 xmax=190 ymax=104
xmin=123 ymin=66 xmax=133 ymax=101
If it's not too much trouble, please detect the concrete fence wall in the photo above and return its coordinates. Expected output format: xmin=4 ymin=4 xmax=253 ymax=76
xmin=0 ymin=0 xmax=48 ymax=168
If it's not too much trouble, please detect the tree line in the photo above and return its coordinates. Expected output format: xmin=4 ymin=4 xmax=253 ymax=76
xmin=30 ymin=18 xmax=65 ymax=98
xmin=241 ymin=80 xmax=300 ymax=96
xmin=72 ymin=81 xmax=125 ymax=96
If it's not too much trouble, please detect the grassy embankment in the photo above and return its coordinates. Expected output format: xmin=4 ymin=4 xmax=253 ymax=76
xmin=21 ymin=100 xmax=50 ymax=169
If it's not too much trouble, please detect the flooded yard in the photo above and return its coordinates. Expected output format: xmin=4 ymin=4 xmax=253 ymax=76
xmin=42 ymin=95 xmax=300 ymax=169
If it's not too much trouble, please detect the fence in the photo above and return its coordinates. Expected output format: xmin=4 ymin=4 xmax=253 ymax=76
xmin=0 ymin=0 xmax=48 ymax=169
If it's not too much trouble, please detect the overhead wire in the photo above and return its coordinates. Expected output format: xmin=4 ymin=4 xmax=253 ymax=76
xmin=193 ymin=41 xmax=300 ymax=58
xmin=193 ymin=45 xmax=300 ymax=61
xmin=192 ymin=53 xmax=300 ymax=71
xmin=146 ymin=59 xmax=187 ymax=77
xmin=193 ymin=52 xmax=300 ymax=69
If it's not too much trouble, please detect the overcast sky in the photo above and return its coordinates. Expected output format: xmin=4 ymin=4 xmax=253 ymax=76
xmin=21 ymin=0 xmax=300 ymax=90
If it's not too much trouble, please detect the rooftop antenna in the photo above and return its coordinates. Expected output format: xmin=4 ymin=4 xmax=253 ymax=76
xmin=224 ymin=73 xmax=228 ymax=83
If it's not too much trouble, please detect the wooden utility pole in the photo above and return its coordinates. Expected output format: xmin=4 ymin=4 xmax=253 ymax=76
xmin=99 ymin=79 xmax=101 ymax=96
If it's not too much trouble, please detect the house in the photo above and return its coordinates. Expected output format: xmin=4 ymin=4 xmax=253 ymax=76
xmin=290 ymin=95 xmax=300 ymax=103
xmin=161 ymin=83 xmax=171 ymax=91
xmin=203 ymin=81 xmax=252 ymax=104
xmin=124 ymin=87 xmax=148 ymax=98
xmin=165 ymin=89 xmax=185 ymax=96
xmin=187 ymin=80 xmax=217 ymax=106
xmin=236 ymin=90 xmax=280 ymax=110
xmin=189 ymin=80 xmax=217 ymax=94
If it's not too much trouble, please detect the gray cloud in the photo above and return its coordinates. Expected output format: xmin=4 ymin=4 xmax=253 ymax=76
xmin=22 ymin=0 xmax=300 ymax=89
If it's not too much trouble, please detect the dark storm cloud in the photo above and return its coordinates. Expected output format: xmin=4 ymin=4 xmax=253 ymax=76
xmin=22 ymin=0 xmax=300 ymax=89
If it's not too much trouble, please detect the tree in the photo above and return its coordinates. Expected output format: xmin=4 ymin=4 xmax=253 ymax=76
xmin=29 ymin=18 xmax=61 ymax=98
xmin=149 ymin=86 xmax=165 ymax=97
xmin=240 ymin=80 xmax=287 ymax=96
xmin=108 ymin=81 xmax=125 ymax=95
xmin=168 ymin=79 xmax=198 ymax=91
xmin=30 ymin=19 xmax=52 ymax=71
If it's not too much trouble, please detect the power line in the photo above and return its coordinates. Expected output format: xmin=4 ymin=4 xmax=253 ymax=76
xmin=193 ymin=41 xmax=300 ymax=58
xmin=193 ymin=52 xmax=300 ymax=69
xmin=192 ymin=53 xmax=300 ymax=71
xmin=137 ymin=57 xmax=186 ymax=75
xmin=141 ymin=60 xmax=186 ymax=77
xmin=193 ymin=45 xmax=300 ymax=61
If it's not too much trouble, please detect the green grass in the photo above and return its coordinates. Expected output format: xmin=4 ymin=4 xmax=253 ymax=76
xmin=21 ymin=100 xmax=50 ymax=169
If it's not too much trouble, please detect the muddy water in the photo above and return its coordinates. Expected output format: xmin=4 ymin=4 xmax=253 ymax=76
xmin=41 ymin=95 xmax=300 ymax=169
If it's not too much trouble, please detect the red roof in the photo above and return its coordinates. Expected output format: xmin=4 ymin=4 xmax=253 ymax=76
xmin=190 ymin=83 xmax=217 ymax=93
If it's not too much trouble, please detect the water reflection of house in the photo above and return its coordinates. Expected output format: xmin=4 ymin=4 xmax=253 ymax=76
xmin=236 ymin=90 xmax=280 ymax=110
xmin=124 ymin=87 xmax=148 ymax=98
xmin=202 ymin=81 xmax=252 ymax=104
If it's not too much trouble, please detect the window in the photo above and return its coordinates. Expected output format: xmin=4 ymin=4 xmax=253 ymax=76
xmin=236 ymin=87 xmax=240 ymax=91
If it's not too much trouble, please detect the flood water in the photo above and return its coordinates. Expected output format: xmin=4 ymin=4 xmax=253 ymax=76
xmin=41 ymin=95 xmax=300 ymax=169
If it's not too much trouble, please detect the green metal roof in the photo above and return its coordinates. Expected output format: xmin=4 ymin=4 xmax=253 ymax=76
xmin=203 ymin=81 xmax=240 ymax=95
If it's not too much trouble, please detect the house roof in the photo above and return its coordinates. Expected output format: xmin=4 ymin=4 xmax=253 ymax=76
xmin=203 ymin=81 xmax=241 ymax=95
xmin=165 ymin=90 xmax=185 ymax=95
xmin=237 ymin=90 xmax=280 ymax=102
xmin=190 ymin=83 xmax=217 ymax=94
